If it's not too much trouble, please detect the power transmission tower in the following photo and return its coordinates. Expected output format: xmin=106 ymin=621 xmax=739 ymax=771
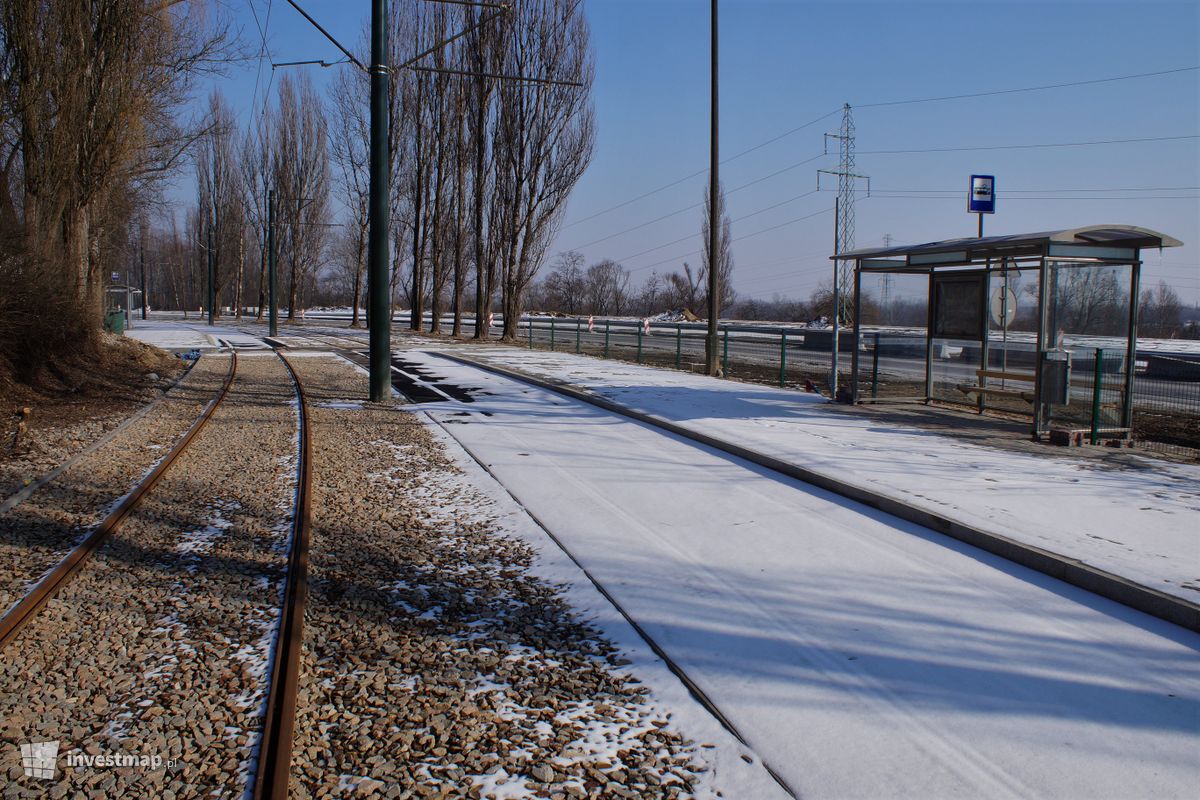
xmin=818 ymin=103 xmax=869 ymax=325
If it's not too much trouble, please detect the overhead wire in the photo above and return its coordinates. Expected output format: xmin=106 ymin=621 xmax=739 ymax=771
xmin=561 ymin=108 xmax=841 ymax=230
xmin=856 ymin=65 xmax=1199 ymax=109
xmin=560 ymin=64 xmax=1198 ymax=239
xmin=858 ymin=134 xmax=1199 ymax=155
xmin=564 ymin=153 xmax=826 ymax=252
xmin=247 ymin=0 xmax=277 ymax=117
xmin=612 ymin=189 xmax=821 ymax=266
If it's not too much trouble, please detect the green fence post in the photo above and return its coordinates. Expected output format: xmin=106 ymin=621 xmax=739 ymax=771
xmin=604 ymin=320 xmax=610 ymax=359
xmin=637 ymin=323 xmax=644 ymax=363
xmin=1091 ymin=347 xmax=1104 ymax=445
xmin=550 ymin=317 xmax=556 ymax=351
xmin=722 ymin=328 xmax=729 ymax=376
xmin=872 ymin=332 xmax=881 ymax=399
xmin=676 ymin=325 xmax=683 ymax=369
xmin=779 ymin=331 xmax=788 ymax=387
xmin=576 ymin=319 xmax=581 ymax=354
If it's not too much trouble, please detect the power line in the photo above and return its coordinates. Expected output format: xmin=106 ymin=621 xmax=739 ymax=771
xmin=867 ymin=185 xmax=1200 ymax=193
xmin=859 ymin=134 xmax=1198 ymax=155
xmin=613 ymin=189 xmax=822 ymax=266
xmin=868 ymin=194 xmax=1199 ymax=201
xmin=626 ymin=206 xmax=833 ymax=276
xmin=857 ymin=66 xmax=1199 ymax=109
xmin=565 ymin=154 xmax=825 ymax=252
xmin=562 ymin=109 xmax=840 ymax=230
xmin=247 ymin=0 xmax=276 ymax=117
xmin=559 ymin=66 xmax=1196 ymax=241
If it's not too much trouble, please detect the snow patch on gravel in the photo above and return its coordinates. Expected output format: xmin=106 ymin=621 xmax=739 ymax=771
xmin=174 ymin=499 xmax=240 ymax=569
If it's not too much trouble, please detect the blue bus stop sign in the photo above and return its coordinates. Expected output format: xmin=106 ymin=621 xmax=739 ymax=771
xmin=969 ymin=175 xmax=996 ymax=214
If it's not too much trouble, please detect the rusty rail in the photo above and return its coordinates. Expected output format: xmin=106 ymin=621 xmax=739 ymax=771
xmin=253 ymin=350 xmax=313 ymax=800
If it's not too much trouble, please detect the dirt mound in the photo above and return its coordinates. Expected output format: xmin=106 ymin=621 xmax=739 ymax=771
xmin=1 ymin=333 xmax=183 ymax=445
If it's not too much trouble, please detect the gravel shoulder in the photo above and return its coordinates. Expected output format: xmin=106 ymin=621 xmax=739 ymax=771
xmin=1 ymin=352 xmax=297 ymax=797
xmin=0 ymin=354 xmax=232 ymax=615
xmin=290 ymin=354 xmax=783 ymax=799
xmin=0 ymin=334 xmax=185 ymax=501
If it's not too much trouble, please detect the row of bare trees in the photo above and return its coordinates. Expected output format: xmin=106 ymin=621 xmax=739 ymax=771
xmin=0 ymin=1 xmax=230 ymax=377
xmin=323 ymin=0 xmax=594 ymax=340
xmin=186 ymin=73 xmax=331 ymax=324
xmin=527 ymin=179 xmax=737 ymax=319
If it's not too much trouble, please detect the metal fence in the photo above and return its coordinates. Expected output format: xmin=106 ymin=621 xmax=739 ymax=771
xmin=515 ymin=316 xmax=1200 ymax=462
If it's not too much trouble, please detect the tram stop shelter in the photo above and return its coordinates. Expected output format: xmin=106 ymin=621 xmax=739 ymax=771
xmin=831 ymin=225 xmax=1182 ymax=442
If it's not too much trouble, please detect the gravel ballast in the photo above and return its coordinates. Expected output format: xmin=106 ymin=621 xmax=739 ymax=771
xmin=0 ymin=354 xmax=231 ymax=616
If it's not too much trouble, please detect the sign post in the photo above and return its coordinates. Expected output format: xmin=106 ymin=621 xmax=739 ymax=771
xmin=968 ymin=174 xmax=995 ymax=237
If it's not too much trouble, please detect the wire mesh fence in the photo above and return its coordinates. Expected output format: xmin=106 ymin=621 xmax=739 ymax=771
xmin=513 ymin=316 xmax=1200 ymax=462
xmin=1131 ymin=354 xmax=1200 ymax=458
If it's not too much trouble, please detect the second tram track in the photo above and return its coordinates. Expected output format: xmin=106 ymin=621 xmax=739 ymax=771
xmin=252 ymin=349 xmax=313 ymax=800
xmin=0 ymin=345 xmax=314 ymax=798
xmin=0 ymin=351 xmax=239 ymax=651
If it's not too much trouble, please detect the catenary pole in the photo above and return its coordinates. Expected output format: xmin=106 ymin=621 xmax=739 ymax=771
xmin=207 ymin=226 xmax=215 ymax=326
xmin=268 ymin=189 xmax=278 ymax=338
xmin=368 ymin=0 xmax=391 ymax=401
xmin=706 ymin=0 xmax=720 ymax=375
xmin=139 ymin=236 xmax=147 ymax=320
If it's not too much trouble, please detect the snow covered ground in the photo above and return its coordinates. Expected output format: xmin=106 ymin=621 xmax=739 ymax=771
xmin=124 ymin=320 xmax=266 ymax=351
xmin=430 ymin=346 xmax=1200 ymax=604
xmin=397 ymin=349 xmax=1200 ymax=800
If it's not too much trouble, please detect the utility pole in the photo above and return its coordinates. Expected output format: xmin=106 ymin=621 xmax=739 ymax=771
xmin=368 ymin=0 xmax=391 ymax=402
xmin=831 ymin=197 xmax=839 ymax=398
xmin=207 ymin=226 xmax=215 ymax=326
xmin=879 ymin=232 xmax=893 ymax=322
xmin=705 ymin=0 xmax=720 ymax=376
xmin=268 ymin=188 xmax=278 ymax=338
xmin=139 ymin=235 xmax=147 ymax=321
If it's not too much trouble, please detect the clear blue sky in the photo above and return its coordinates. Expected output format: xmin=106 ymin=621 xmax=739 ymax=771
xmin=193 ymin=0 xmax=1200 ymax=305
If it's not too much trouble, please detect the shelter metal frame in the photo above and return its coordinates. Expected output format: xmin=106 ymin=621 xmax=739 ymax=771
xmin=831 ymin=225 xmax=1182 ymax=440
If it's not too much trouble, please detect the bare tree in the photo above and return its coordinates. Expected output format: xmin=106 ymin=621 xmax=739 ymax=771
xmin=541 ymin=250 xmax=586 ymax=314
xmin=665 ymin=262 xmax=704 ymax=314
xmin=701 ymin=181 xmax=736 ymax=314
xmin=492 ymin=0 xmax=595 ymax=341
xmin=329 ymin=54 xmax=371 ymax=326
xmin=271 ymin=73 xmax=332 ymax=320
xmin=1054 ymin=266 xmax=1126 ymax=336
xmin=1140 ymin=281 xmax=1183 ymax=339
xmin=583 ymin=259 xmax=629 ymax=316
xmin=195 ymin=89 xmax=241 ymax=318
xmin=239 ymin=115 xmax=273 ymax=320
xmin=0 ymin=0 xmax=231 ymax=363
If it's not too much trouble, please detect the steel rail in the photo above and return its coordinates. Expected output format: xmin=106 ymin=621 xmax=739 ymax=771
xmin=253 ymin=350 xmax=314 ymax=800
xmin=0 ymin=352 xmax=239 ymax=651
xmin=0 ymin=356 xmax=201 ymax=518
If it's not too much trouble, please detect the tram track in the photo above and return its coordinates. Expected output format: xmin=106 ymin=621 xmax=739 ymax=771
xmin=0 ymin=352 xmax=239 ymax=651
xmin=333 ymin=345 xmax=798 ymax=798
xmin=0 ymin=347 xmax=314 ymax=797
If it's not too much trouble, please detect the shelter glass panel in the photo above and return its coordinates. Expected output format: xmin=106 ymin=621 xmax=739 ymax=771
xmin=1043 ymin=261 xmax=1134 ymax=431
xmin=858 ymin=272 xmax=929 ymax=400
